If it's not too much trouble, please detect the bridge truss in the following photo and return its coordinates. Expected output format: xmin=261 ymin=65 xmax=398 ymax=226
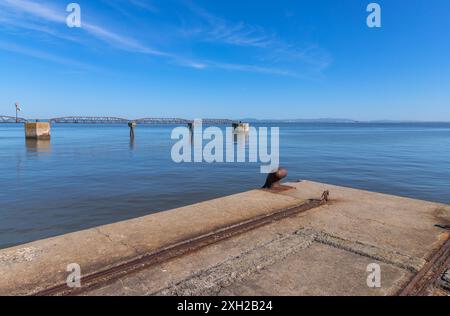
xmin=0 ymin=116 xmax=27 ymax=123
xmin=1 ymin=115 xmax=237 ymax=125
xmin=50 ymin=117 xmax=129 ymax=124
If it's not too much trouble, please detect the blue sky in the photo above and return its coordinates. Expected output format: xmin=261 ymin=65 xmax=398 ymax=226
xmin=0 ymin=0 xmax=449 ymax=121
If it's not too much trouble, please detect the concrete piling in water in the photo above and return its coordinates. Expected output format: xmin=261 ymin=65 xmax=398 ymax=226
xmin=24 ymin=122 xmax=51 ymax=139
xmin=233 ymin=122 xmax=250 ymax=133
xmin=128 ymin=122 xmax=136 ymax=138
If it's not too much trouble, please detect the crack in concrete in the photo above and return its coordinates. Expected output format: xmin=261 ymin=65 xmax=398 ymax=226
xmin=94 ymin=228 xmax=141 ymax=256
xmin=338 ymin=212 xmax=424 ymax=232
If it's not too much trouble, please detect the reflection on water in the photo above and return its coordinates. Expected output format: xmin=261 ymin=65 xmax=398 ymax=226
xmin=129 ymin=136 xmax=135 ymax=150
xmin=189 ymin=127 xmax=251 ymax=145
xmin=1 ymin=123 xmax=450 ymax=249
xmin=25 ymin=138 xmax=52 ymax=155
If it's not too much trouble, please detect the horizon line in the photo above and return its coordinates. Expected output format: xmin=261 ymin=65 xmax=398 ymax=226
xmin=1 ymin=115 xmax=450 ymax=124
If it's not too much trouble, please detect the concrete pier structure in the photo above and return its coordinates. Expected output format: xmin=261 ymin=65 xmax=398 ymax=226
xmin=128 ymin=122 xmax=136 ymax=138
xmin=233 ymin=122 xmax=250 ymax=133
xmin=24 ymin=122 xmax=51 ymax=139
xmin=0 ymin=181 xmax=448 ymax=296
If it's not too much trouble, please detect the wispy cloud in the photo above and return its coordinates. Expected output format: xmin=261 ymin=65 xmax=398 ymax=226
xmin=0 ymin=0 xmax=64 ymax=23
xmin=181 ymin=1 xmax=274 ymax=48
xmin=210 ymin=62 xmax=299 ymax=77
xmin=171 ymin=59 xmax=299 ymax=77
xmin=0 ymin=0 xmax=166 ymax=56
xmin=98 ymin=0 xmax=158 ymax=20
xmin=0 ymin=41 xmax=94 ymax=70
xmin=0 ymin=0 xmax=204 ymax=67
xmin=181 ymin=0 xmax=331 ymax=71
xmin=81 ymin=22 xmax=169 ymax=56
xmin=0 ymin=13 xmax=85 ymax=45
xmin=128 ymin=0 xmax=159 ymax=13
xmin=0 ymin=0 xmax=322 ymax=77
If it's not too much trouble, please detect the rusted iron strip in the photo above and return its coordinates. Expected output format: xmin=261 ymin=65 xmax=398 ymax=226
xmin=398 ymin=235 xmax=450 ymax=296
xmin=34 ymin=191 xmax=330 ymax=296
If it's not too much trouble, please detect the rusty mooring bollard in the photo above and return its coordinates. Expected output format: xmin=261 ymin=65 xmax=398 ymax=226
xmin=262 ymin=168 xmax=288 ymax=189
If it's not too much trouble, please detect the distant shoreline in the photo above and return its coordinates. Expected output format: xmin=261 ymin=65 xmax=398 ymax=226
xmin=1 ymin=115 xmax=449 ymax=125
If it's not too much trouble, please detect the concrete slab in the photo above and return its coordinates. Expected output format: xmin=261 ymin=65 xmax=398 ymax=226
xmin=84 ymin=226 xmax=415 ymax=296
xmin=85 ymin=182 xmax=450 ymax=296
xmin=0 ymin=189 xmax=303 ymax=295
xmin=0 ymin=181 xmax=448 ymax=296
xmin=281 ymin=181 xmax=450 ymax=259
xmin=218 ymin=243 xmax=411 ymax=296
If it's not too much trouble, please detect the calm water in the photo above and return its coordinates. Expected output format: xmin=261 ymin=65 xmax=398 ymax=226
xmin=1 ymin=123 xmax=450 ymax=249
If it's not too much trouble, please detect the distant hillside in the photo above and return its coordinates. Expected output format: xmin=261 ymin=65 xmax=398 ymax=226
xmin=241 ymin=118 xmax=359 ymax=123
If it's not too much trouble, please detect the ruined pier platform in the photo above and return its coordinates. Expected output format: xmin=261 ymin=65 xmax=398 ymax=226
xmin=0 ymin=181 xmax=449 ymax=296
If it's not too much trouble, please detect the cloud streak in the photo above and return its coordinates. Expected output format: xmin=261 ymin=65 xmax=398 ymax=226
xmin=0 ymin=41 xmax=95 ymax=70
xmin=182 ymin=1 xmax=274 ymax=48
xmin=0 ymin=0 xmax=167 ymax=56
xmin=128 ymin=0 xmax=159 ymax=13
xmin=181 ymin=1 xmax=331 ymax=71
xmin=0 ymin=0 xmax=324 ymax=77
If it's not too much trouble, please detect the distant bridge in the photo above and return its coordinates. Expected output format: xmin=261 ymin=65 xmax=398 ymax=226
xmin=0 ymin=116 xmax=27 ymax=123
xmin=50 ymin=117 xmax=235 ymax=125
xmin=1 ymin=115 xmax=237 ymax=125
xmin=50 ymin=117 xmax=129 ymax=124
xmin=200 ymin=119 xmax=235 ymax=125
xmin=135 ymin=118 xmax=191 ymax=125
xmin=136 ymin=118 xmax=235 ymax=125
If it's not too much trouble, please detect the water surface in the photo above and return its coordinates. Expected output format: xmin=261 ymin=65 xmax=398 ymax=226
xmin=1 ymin=123 xmax=449 ymax=249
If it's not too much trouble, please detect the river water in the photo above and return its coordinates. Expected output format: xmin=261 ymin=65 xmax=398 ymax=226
xmin=1 ymin=123 xmax=449 ymax=249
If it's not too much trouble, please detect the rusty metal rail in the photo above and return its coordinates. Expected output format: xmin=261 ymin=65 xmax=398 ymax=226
xmin=398 ymin=235 xmax=450 ymax=296
xmin=34 ymin=191 xmax=330 ymax=296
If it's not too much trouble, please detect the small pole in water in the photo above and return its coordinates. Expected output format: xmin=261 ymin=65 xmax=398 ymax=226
xmin=15 ymin=102 xmax=21 ymax=123
xmin=128 ymin=121 xmax=136 ymax=138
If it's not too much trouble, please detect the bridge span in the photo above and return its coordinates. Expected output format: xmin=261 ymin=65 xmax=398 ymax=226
xmin=50 ymin=117 xmax=129 ymax=124
xmin=51 ymin=117 xmax=235 ymax=125
xmin=1 ymin=115 xmax=237 ymax=125
xmin=0 ymin=116 xmax=27 ymax=123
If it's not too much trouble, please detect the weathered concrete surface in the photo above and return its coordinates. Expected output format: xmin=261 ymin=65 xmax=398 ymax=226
xmin=278 ymin=182 xmax=450 ymax=259
xmin=0 ymin=181 xmax=449 ymax=296
xmin=24 ymin=122 xmax=51 ymax=139
xmin=0 ymin=188 xmax=303 ymax=295
xmin=85 ymin=181 xmax=450 ymax=296
xmin=218 ymin=243 xmax=412 ymax=296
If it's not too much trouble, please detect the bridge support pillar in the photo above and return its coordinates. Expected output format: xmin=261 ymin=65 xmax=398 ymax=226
xmin=25 ymin=122 xmax=51 ymax=139
xmin=128 ymin=122 xmax=136 ymax=138
xmin=232 ymin=122 xmax=250 ymax=133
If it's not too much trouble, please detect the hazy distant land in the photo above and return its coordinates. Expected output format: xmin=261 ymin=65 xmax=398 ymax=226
xmin=1 ymin=115 xmax=449 ymax=124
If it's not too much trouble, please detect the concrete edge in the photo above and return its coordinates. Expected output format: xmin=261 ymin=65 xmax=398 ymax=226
xmin=0 ymin=186 xmax=307 ymax=295
xmin=297 ymin=180 xmax=449 ymax=207
xmin=1 ymin=180 xmax=448 ymax=296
